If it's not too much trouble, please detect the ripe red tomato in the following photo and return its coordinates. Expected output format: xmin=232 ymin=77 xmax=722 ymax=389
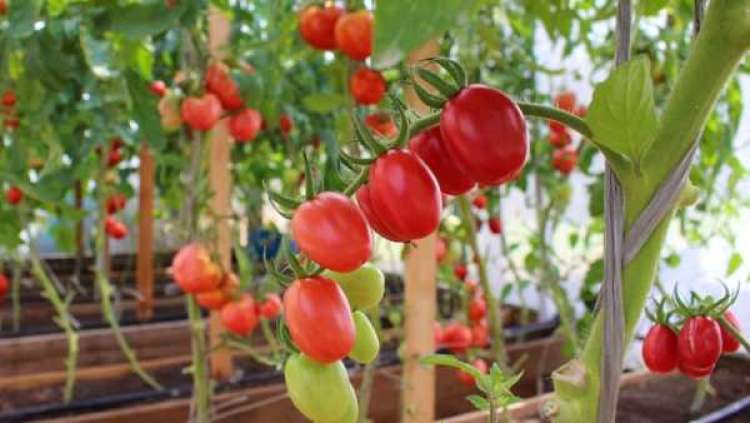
xmin=720 ymin=311 xmax=741 ymax=353
xmin=107 ymin=148 xmax=123 ymax=168
xmin=6 ymin=186 xmax=22 ymax=205
xmin=221 ymin=294 xmax=258 ymax=336
xmin=642 ymin=324 xmax=678 ymax=373
xmin=171 ymin=243 xmax=223 ymax=294
xmin=453 ymin=264 xmax=467 ymax=281
xmin=104 ymin=216 xmax=128 ymax=240
xmin=548 ymin=129 xmax=572 ymax=148
xmin=472 ymin=195 xmax=487 ymax=209
xmin=205 ymin=63 xmax=244 ymax=110
xmin=284 ymin=277 xmax=355 ymax=363
xmin=441 ymin=85 xmax=528 ymax=185
xmin=0 ymin=274 xmax=8 ymax=299
xmin=356 ymin=150 xmax=441 ymax=242
xmin=678 ymin=316 xmax=722 ymax=378
xmin=298 ymin=4 xmax=343 ymax=50
xmin=4 ymin=116 xmax=19 ymax=129
xmin=471 ymin=320 xmax=488 ymax=347
xmin=334 ymin=10 xmax=373 ymax=61
xmin=408 ymin=126 xmax=475 ymax=196
xmin=259 ymin=293 xmax=283 ymax=319
xmin=468 ymin=296 xmax=487 ymax=322
xmin=434 ymin=237 xmax=447 ymax=262
xmin=196 ymin=272 xmax=239 ymax=311
xmin=366 ymin=112 xmax=397 ymax=138
xmin=574 ymin=105 xmax=587 ymax=117
xmin=488 ymin=217 xmax=502 ymax=234
xmin=548 ymin=120 xmax=566 ymax=135
xmin=181 ymin=94 xmax=223 ymax=131
xmin=552 ymin=146 xmax=578 ymax=175
xmin=229 ymin=108 xmax=262 ymax=143
xmin=0 ymin=1 xmax=6 ymax=16
xmin=554 ymin=91 xmax=576 ymax=113
xmin=350 ymin=67 xmax=386 ymax=105
xmin=279 ymin=113 xmax=293 ymax=136
xmin=106 ymin=193 xmax=127 ymax=214
xmin=441 ymin=322 xmax=472 ymax=354
xmin=678 ymin=361 xmax=714 ymax=379
xmin=456 ymin=358 xmax=488 ymax=387
xmin=2 ymin=89 xmax=16 ymax=107
xmin=291 ymin=192 xmax=372 ymax=272
xmin=149 ymin=80 xmax=167 ymax=97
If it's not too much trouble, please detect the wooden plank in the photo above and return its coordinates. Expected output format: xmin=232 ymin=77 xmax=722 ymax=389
xmin=136 ymin=143 xmax=156 ymax=321
xmin=401 ymin=39 xmax=441 ymax=423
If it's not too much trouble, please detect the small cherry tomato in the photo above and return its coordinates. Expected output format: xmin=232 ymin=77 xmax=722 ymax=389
xmin=334 ymin=10 xmax=373 ymax=61
xmin=453 ymin=264 xmax=467 ymax=281
xmin=2 ymin=89 xmax=16 ymax=107
xmin=279 ymin=113 xmax=293 ymax=136
xmin=350 ymin=67 xmax=386 ymax=105
xmin=229 ymin=108 xmax=263 ymax=143
xmin=678 ymin=316 xmax=722 ymax=378
xmin=548 ymin=129 xmax=572 ymax=148
xmin=642 ymin=324 xmax=678 ymax=373
xmin=488 ymin=217 xmax=502 ymax=234
xmin=408 ymin=126 xmax=475 ymax=196
xmin=181 ymin=94 xmax=223 ymax=131
xmin=554 ymin=91 xmax=576 ymax=113
xmin=149 ymin=80 xmax=167 ymax=97
xmin=472 ymin=195 xmax=487 ymax=209
xmin=104 ymin=216 xmax=128 ymax=240
xmin=298 ymin=4 xmax=344 ymax=51
xmin=471 ymin=320 xmax=489 ymax=347
xmin=720 ymin=311 xmax=741 ymax=353
xmin=365 ymin=112 xmax=398 ymax=138
xmin=5 ymin=186 xmax=23 ymax=205
xmin=441 ymin=322 xmax=472 ymax=354
xmin=468 ymin=296 xmax=487 ymax=322
xmin=106 ymin=193 xmax=127 ymax=214
xmin=259 ymin=293 xmax=283 ymax=319
xmin=552 ymin=146 xmax=578 ymax=175
xmin=221 ymin=294 xmax=258 ymax=336
xmin=171 ymin=243 xmax=223 ymax=294
xmin=196 ymin=272 xmax=239 ymax=311
xmin=205 ymin=62 xmax=244 ymax=110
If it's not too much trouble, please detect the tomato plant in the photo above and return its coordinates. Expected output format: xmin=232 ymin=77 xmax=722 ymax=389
xmin=408 ymin=126 xmax=475 ymax=195
xmin=298 ymin=4 xmax=343 ymax=51
xmin=642 ymin=324 xmax=678 ymax=374
xmin=171 ymin=243 xmax=223 ymax=294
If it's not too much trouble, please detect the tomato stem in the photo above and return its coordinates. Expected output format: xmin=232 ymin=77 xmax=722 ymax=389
xmin=516 ymin=102 xmax=592 ymax=138
xmin=408 ymin=112 xmax=441 ymax=137
xmin=718 ymin=315 xmax=750 ymax=352
xmin=342 ymin=167 xmax=369 ymax=196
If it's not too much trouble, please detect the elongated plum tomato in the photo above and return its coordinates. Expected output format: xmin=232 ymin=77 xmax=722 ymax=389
xmin=283 ymin=277 xmax=356 ymax=363
xmin=441 ymin=84 xmax=528 ymax=185
xmin=441 ymin=322 xmax=472 ymax=354
xmin=284 ymin=354 xmax=357 ymax=423
xmin=468 ymin=296 xmax=487 ymax=322
xmin=552 ymin=146 xmax=578 ymax=175
xmin=298 ymin=4 xmax=344 ymax=51
xmin=334 ymin=10 xmax=373 ymax=61
xmin=205 ymin=62 xmax=244 ymax=110
xmin=229 ymin=108 xmax=262 ymax=143
xmin=488 ymin=216 xmax=502 ymax=234
xmin=104 ymin=217 xmax=128 ymax=240
xmin=171 ymin=243 xmax=222 ymax=294
xmin=322 ymin=263 xmax=385 ymax=310
xmin=678 ymin=316 xmax=722 ymax=378
xmin=221 ymin=294 xmax=258 ymax=336
xmin=106 ymin=193 xmax=127 ymax=214
xmin=350 ymin=67 xmax=386 ymax=105
xmin=720 ymin=311 xmax=741 ymax=353
xmin=408 ymin=126 xmax=475 ymax=195
xmin=0 ymin=274 xmax=8 ymax=299
xmin=349 ymin=311 xmax=380 ymax=364
xmin=196 ymin=272 xmax=239 ymax=311
xmin=356 ymin=150 xmax=441 ymax=242
xmin=642 ymin=324 xmax=678 ymax=373
xmin=291 ymin=192 xmax=371 ymax=272
xmin=180 ymin=94 xmax=223 ymax=131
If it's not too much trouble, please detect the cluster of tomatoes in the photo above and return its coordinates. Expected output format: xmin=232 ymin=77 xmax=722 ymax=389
xmin=171 ymin=243 xmax=283 ymax=336
xmin=101 ymin=138 xmax=129 ymax=240
xmin=548 ymin=91 xmax=586 ymax=175
xmin=471 ymin=193 xmax=503 ymax=235
xmin=643 ymin=307 xmax=742 ymax=379
xmin=1 ymin=88 xmax=18 ymax=131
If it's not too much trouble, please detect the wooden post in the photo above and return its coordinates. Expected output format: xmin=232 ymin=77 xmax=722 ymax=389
xmin=207 ymin=6 xmax=234 ymax=380
xmin=136 ymin=144 xmax=155 ymax=321
xmin=402 ymin=39 xmax=440 ymax=423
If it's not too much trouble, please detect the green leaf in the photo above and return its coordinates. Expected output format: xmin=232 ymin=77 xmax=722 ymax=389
xmin=726 ymin=252 xmax=743 ymax=277
xmin=586 ymin=56 xmax=658 ymax=165
xmin=465 ymin=395 xmax=489 ymax=411
xmin=8 ymin=0 xmax=43 ymax=39
xmin=301 ymin=93 xmax=348 ymax=114
xmin=373 ymin=0 xmax=476 ymax=68
xmin=125 ymin=71 xmax=166 ymax=151
xmin=80 ymin=28 xmax=119 ymax=79
xmin=637 ymin=0 xmax=669 ymax=16
xmin=108 ymin=3 xmax=186 ymax=39
xmin=421 ymin=354 xmax=483 ymax=379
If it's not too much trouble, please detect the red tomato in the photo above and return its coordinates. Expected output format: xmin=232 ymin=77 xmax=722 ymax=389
xmin=554 ymin=91 xmax=576 ymax=113
xmin=284 ymin=277 xmax=355 ymax=363
xmin=221 ymin=294 xmax=259 ymax=336
xmin=366 ymin=112 xmax=397 ymax=138
xmin=488 ymin=217 xmax=502 ymax=234
xmin=196 ymin=272 xmax=239 ymax=311
xmin=2 ymin=89 xmax=16 ymax=107
xmin=0 ymin=274 xmax=8 ymax=299
xmin=678 ymin=316 xmax=722 ymax=378
xmin=5 ymin=186 xmax=22 ymax=205
xmin=434 ymin=237 xmax=447 ymax=262
xmin=455 ymin=358 xmax=488 ymax=387
xmin=679 ymin=360 xmax=714 ymax=379
xmin=441 ymin=322 xmax=472 ymax=354
xmin=205 ymin=63 xmax=244 ymax=111
xmin=441 ymin=85 xmax=528 ymax=185
xmin=259 ymin=293 xmax=283 ymax=319
xmin=356 ymin=150 xmax=441 ymax=242
xmin=548 ymin=120 xmax=566 ymax=135
xmin=149 ymin=80 xmax=167 ymax=97
xmin=642 ymin=324 xmax=678 ymax=373
xmin=468 ymin=296 xmax=487 ymax=322
xmin=574 ymin=105 xmax=587 ymax=117
xmin=471 ymin=321 xmax=488 ymax=347
xmin=0 ymin=1 xmax=6 ymax=16
xmin=4 ymin=116 xmax=19 ymax=129
xmin=334 ymin=10 xmax=373 ymax=61
xmin=171 ymin=243 xmax=223 ymax=294
xmin=181 ymin=94 xmax=223 ymax=131
xmin=229 ymin=108 xmax=262 ymax=143
xmin=548 ymin=129 xmax=572 ymax=148
xmin=104 ymin=216 xmax=128 ymax=240
xmin=408 ymin=126 xmax=475 ymax=196
xmin=106 ymin=193 xmax=127 ymax=214
xmin=291 ymin=192 xmax=372 ymax=272
xmin=465 ymin=279 xmax=479 ymax=294
xmin=298 ymin=4 xmax=344 ymax=50
xmin=350 ymin=67 xmax=386 ymax=105
xmin=110 ymin=137 xmax=125 ymax=150
xmin=453 ymin=264 xmax=467 ymax=281
xmin=472 ymin=195 xmax=487 ymax=209
xmin=433 ymin=321 xmax=444 ymax=346
xmin=279 ymin=114 xmax=293 ymax=136
xmin=107 ymin=148 xmax=123 ymax=168
xmin=720 ymin=311 xmax=741 ymax=353
xmin=552 ymin=146 xmax=578 ymax=175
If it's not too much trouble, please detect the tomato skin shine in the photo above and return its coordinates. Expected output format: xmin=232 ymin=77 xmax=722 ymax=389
xmin=408 ymin=126 xmax=475 ymax=195
xmin=642 ymin=324 xmax=679 ymax=373
xmin=291 ymin=192 xmax=372 ymax=273
xmin=440 ymin=84 xmax=528 ymax=185
xmin=283 ymin=277 xmax=356 ymax=364
xmin=677 ymin=316 xmax=723 ymax=378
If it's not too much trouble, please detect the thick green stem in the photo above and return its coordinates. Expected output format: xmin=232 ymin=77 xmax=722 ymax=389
xmin=457 ymin=196 xmax=508 ymax=368
xmin=553 ymin=2 xmax=750 ymax=422
xmin=689 ymin=377 xmax=710 ymax=414
xmin=517 ymin=102 xmax=592 ymax=139
xmin=187 ymin=296 xmax=211 ymax=423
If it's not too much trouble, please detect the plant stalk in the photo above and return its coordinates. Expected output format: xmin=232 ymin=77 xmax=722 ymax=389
xmin=187 ymin=296 xmax=211 ymax=423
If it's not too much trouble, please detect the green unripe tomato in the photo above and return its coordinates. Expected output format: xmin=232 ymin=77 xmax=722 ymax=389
xmin=349 ymin=311 xmax=380 ymax=364
xmin=323 ymin=263 xmax=384 ymax=310
xmin=284 ymin=354 xmax=357 ymax=423
xmin=320 ymin=399 xmax=358 ymax=423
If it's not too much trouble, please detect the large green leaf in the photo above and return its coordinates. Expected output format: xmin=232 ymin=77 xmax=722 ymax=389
xmin=373 ymin=0 xmax=475 ymax=67
xmin=301 ymin=93 xmax=348 ymax=114
xmin=8 ymin=0 xmax=43 ymax=39
xmin=80 ymin=28 xmax=119 ymax=79
xmin=586 ymin=56 xmax=659 ymax=165
xmin=108 ymin=2 xmax=187 ymax=39
xmin=125 ymin=71 xmax=166 ymax=151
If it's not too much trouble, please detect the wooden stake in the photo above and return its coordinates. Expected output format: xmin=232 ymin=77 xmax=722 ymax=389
xmin=207 ymin=6 xmax=234 ymax=380
xmin=402 ymin=39 xmax=440 ymax=423
xmin=136 ymin=144 xmax=155 ymax=321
